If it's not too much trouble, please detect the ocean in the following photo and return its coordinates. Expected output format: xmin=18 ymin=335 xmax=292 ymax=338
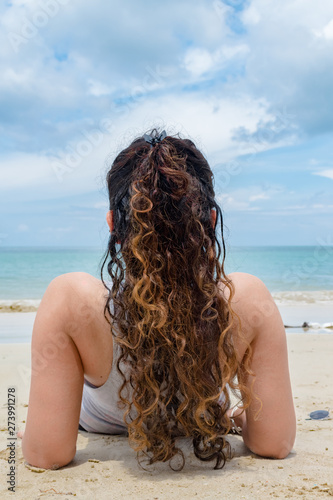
xmin=1 ymin=245 xmax=333 ymax=311
xmin=0 ymin=245 xmax=332 ymax=343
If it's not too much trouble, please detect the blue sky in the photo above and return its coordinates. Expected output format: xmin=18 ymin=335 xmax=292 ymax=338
xmin=1 ymin=0 xmax=333 ymax=247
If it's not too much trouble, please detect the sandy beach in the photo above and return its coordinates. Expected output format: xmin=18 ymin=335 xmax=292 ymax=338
xmin=0 ymin=308 xmax=332 ymax=499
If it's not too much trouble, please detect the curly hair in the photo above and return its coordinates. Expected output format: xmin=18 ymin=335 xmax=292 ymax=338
xmin=100 ymin=128 xmax=253 ymax=470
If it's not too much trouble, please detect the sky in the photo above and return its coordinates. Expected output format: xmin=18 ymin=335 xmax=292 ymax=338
xmin=1 ymin=0 xmax=333 ymax=248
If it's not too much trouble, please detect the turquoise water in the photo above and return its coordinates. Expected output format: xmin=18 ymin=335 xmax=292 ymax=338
xmin=0 ymin=245 xmax=333 ymax=304
xmin=0 ymin=247 xmax=106 ymax=300
xmin=225 ymin=245 xmax=333 ymax=292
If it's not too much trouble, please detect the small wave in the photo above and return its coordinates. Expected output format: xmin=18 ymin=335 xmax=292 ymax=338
xmin=0 ymin=299 xmax=41 ymax=313
xmin=272 ymin=290 xmax=333 ymax=305
xmin=1 ymin=290 xmax=333 ymax=311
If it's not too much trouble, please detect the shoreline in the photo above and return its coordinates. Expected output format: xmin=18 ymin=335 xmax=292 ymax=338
xmin=277 ymin=303 xmax=333 ymax=333
xmin=1 ymin=289 xmax=333 ymax=313
xmin=0 ymin=303 xmax=332 ymax=344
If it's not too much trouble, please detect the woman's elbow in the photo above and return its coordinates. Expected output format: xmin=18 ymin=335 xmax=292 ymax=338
xmin=249 ymin=434 xmax=295 ymax=460
xmin=244 ymin=423 xmax=296 ymax=460
xmin=22 ymin=441 xmax=76 ymax=470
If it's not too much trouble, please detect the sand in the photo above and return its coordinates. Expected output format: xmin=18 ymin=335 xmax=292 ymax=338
xmin=0 ymin=310 xmax=333 ymax=499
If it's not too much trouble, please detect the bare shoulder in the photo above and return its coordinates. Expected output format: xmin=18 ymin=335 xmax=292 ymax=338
xmin=222 ymin=272 xmax=272 ymax=302
xmin=227 ymin=271 xmax=267 ymax=289
xmin=49 ymin=271 xmax=104 ymax=295
xmin=220 ymin=272 xmax=277 ymax=345
xmin=48 ymin=272 xmax=107 ymax=307
xmin=46 ymin=272 xmax=111 ymax=334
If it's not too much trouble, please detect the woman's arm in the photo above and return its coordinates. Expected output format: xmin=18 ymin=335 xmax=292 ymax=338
xmin=21 ymin=272 xmax=113 ymax=469
xmin=227 ymin=272 xmax=296 ymax=459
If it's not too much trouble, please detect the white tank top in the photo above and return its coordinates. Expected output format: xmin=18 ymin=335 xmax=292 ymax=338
xmin=79 ymin=337 xmax=132 ymax=434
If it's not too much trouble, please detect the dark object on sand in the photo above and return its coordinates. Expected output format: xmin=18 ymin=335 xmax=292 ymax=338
xmin=284 ymin=322 xmax=310 ymax=329
xmin=306 ymin=410 xmax=330 ymax=421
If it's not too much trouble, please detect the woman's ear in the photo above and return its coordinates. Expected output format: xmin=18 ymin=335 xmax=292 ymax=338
xmin=106 ymin=210 xmax=114 ymax=233
xmin=106 ymin=210 xmax=121 ymax=244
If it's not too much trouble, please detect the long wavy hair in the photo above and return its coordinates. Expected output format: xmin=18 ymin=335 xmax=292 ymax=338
xmin=100 ymin=129 xmax=253 ymax=470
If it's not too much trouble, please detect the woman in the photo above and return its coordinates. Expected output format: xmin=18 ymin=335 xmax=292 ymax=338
xmin=21 ymin=129 xmax=296 ymax=471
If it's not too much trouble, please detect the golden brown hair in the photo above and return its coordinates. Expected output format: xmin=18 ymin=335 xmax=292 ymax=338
xmin=101 ymin=129 xmax=252 ymax=470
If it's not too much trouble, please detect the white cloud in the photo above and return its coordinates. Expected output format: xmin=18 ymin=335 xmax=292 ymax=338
xmin=217 ymin=187 xmax=273 ymax=211
xmin=88 ymin=79 xmax=114 ymax=97
xmin=0 ymin=153 xmax=54 ymax=190
xmin=0 ymin=141 xmax=112 ymax=201
xmin=0 ymin=90 xmax=273 ymax=201
xmin=2 ymin=67 xmax=33 ymax=86
xmin=284 ymin=205 xmax=307 ymax=210
xmin=93 ymin=201 xmax=109 ymax=209
xmin=313 ymin=169 xmax=333 ymax=180
xmin=183 ymin=48 xmax=214 ymax=77
xmin=114 ymin=92 xmax=274 ymax=161
xmin=322 ymin=18 xmax=333 ymax=39
xmin=249 ymin=193 xmax=269 ymax=202
xmin=217 ymin=194 xmax=252 ymax=211
xmin=42 ymin=226 xmax=73 ymax=233
xmin=241 ymin=5 xmax=261 ymax=26
xmin=313 ymin=18 xmax=333 ymax=40
xmin=183 ymin=44 xmax=250 ymax=78
xmin=17 ymin=224 xmax=29 ymax=232
xmin=258 ymin=203 xmax=333 ymax=215
xmin=238 ymin=0 xmax=333 ymax=137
